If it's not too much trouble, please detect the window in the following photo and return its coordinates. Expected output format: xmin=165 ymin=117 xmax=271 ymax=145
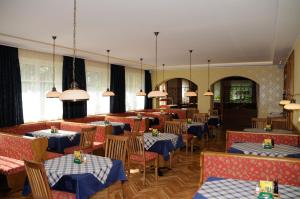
xmin=213 ymin=81 xmax=221 ymax=103
xmin=19 ymin=49 xmax=63 ymax=122
xmin=125 ymin=67 xmax=145 ymax=111
xmin=182 ymin=79 xmax=190 ymax=104
xmin=86 ymin=60 xmax=110 ymax=114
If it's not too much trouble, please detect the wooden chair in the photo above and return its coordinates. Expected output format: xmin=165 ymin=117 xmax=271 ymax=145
xmin=163 ymin=121 xmax=183 ymax=168
xmin=192 ymin=113 xmax=208 ymax=123
xmin=127 ymin=133 xmax=158 ymax=185
xmin=64 ymin=127 xmax=96 ymax=154
xmin=172 ymin=119 xmax=194 ymax=154
xmin=251 ymin=118 xmax=267 ymax=129
xmin=24 ymin=160 xmax=75 ymax=199
xmin=270 ymin=117 xmax=288 ymax=130
xmin=132 ymin=118 xmax=142 ymax=133
xmin=104 ymin=135 xmax=128 ymax=198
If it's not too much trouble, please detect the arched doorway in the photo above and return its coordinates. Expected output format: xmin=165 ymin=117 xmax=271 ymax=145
xmin=212 ymin=76 xmax=258 ymax=130
xmin=158 ymin=78 xmax=198 ymax=108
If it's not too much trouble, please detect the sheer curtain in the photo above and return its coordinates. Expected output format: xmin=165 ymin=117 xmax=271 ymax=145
xmin=125 ymin=67 xmax=145 ymax=111
xmin=86 ymin=60 xmax=110 ymax=114
xmin=19 ymin=49 xmax=63 ymax=122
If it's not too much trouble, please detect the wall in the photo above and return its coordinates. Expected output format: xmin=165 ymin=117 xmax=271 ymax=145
xmin=293 ymin=38 xmax=300 ymax=131
xmin=151 ymin=65 xmax=284 ymax=118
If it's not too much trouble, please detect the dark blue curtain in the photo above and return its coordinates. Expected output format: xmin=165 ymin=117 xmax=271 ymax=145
xmin=110 ymin=64 xmax=125 ymax=113
xmin=144 ymin=70 xmax=152 ymax=109
xmin=0 ymin=45 xmax=24 ymax=127
xmin=62 ymin=56 xmax=87 ymax=119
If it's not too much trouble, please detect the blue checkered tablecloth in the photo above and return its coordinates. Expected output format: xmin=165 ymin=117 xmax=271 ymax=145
xmin=44 ymin=154 xmax=113 ymax=187
xmin=230 ymin=143 xmax=300 ymax=157
xmin=187 ymin=122 xmax=205 ymax=128
xmin=243 ymin=128 xmax=294 ymax=134
xmin=30 ymin=129 xmax=78 ymax=141
xmin=144 ymin=133 xmax=178 ymax=150
xmin=193 ymin=178 xmax=300 ymax=199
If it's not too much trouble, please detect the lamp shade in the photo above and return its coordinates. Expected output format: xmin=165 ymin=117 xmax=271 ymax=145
xmin=46 ymin=87 xmax=61 ymax=98
xmin=59 ymin=88 xmax=89 ymax=101
xmin=203 ymin=90 xmax=214 ymax=96
xmin=185 ymin=91 xmax=197 ymax=97
xmin=279 ymin=100 xmax=291 ymax=105
xmin=147 ymin=90 xmax=167 ymax=98
xmin=136 ymin=89 xmax=146 ymax=96
xmin=284 ymin=102 xmax=300 ymax=110
xmin=103 ymin=88 xmax=115 ymax=96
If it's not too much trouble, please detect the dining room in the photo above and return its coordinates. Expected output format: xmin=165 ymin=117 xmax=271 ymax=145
xmin=1 ymin=0 xmax=300 ymax=199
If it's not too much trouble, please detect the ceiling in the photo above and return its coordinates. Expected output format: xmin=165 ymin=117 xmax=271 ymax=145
xmin=0 ymin=0 xmax=300 ymax=69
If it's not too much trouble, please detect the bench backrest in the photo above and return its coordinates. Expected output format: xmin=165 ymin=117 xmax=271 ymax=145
xmin=201 ymin=151 xmax=300 ymax=186
xmin=226 ymin=130 xmax=300 ymax=150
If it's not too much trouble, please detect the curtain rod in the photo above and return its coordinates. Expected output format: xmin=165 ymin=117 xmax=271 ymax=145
xmin=0 ymin=32 xmax=155 ymax=69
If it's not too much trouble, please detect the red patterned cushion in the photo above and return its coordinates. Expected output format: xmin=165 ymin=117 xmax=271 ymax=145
xmin=0 ymin=156 xmax=24 ymax=175
xmin=226 ymin=131 xmax=299 ymax=150
xmin=130 ymin=151 xmax=158 ymax=163
xmin=0 ymin=134 xmax=34 ymax=160
xmin=52 ymin=190 xmax=75 ymax=199
xmin=202 ymin=152 xmax=300 ymax=186
xmin=47 ymin=152 xmax=63 ymax=160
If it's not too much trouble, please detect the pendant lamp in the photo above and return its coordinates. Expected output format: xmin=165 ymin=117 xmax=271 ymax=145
xmin=279 ymin=100 xmax=291 ymax=105
xmin=136 ymin=58 xmax=146 ymax=96
xmin=203 ymin=59 xmax=214 ymax=96
xmin=148 ymin=32 xmax=167 ymax=98
xmin=102 ymin=50 xmax=115 ymax=96
xmin=162 ymin=64 xmax=168 ymax=96
xmin=60 ymin=0 xmax=89 ymax=101
xmin=46 ymin=36 xmax=61 ymax=98
xmin=185 ymin=50 xmax=197 ymax=97
xmin=284 ymin=99 xmax=300 ymax=110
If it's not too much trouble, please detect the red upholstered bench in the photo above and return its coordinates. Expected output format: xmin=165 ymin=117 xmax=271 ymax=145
xmin=200 ymin=151 xmax=300 ymax=187
xmin=226 ymin=130 xmax=300 ymax=151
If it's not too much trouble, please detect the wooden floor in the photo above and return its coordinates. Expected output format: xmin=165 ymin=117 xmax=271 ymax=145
xmin=2 ymin=128 xmax=226 ymax=199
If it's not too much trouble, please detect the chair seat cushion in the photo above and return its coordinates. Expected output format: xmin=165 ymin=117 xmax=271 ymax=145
xmin=0 ymin=156 xmax=24 ymax=175
xmin=182 ymin=134 xmax=193 ymax=141
xmin=93 ymin=141 xmax=104 ymax=149
xmin=52 ymin=190 xmax=76 ymax=199
xmin=130 ymin=151 xmax=158 ymax=163
xmin=47 ymin=152 xmax=63 ymax=160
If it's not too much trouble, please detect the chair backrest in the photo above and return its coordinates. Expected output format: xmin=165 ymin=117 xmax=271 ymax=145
xmin=24 ymin=160 xmax=52 ymax=199
xmin=251 ymin=118 xmax=267 ymax=129
xmin=128 ymin=133 xmax=144 ymax=156
xmin=105 ymin=135 xmax=128 ymax=164
xmin=270 ymin=117 xmax=288 ymax=130
xmin=164 ymin=121 xmax=182 ymax=135
xmin=131 ymin=118 xmax=142 ymax=133
xmin=79 ymin=126 xmax=96 ymax=149
xmin=192 ymin=113 xmax=208 ymax=123
xmin=209 ymin=109 xmax=218 ymax=116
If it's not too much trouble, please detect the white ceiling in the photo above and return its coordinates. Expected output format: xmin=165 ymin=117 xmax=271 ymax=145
xmin=0 ymin=0 xmax=300 ymax=69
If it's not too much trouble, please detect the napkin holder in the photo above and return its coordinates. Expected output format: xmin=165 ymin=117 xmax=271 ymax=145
xmin=137 ymin=113 xmax=142 ymax=119
xmin=74 ymin=150 xmax=82 ymax=164
xmin=50 ymin=126 xmax=58 ymax=134
xmin=104 ymin=120 xmax=111 ymax=125
xmin=264 ymin=124 xmax=272 ymax=132
xmin=152 ymin=129 xmax=159 ymax=137
xmin=263 ymin=139 xmax=273 ymax=149
xmin=187 ymin=118 xmax=192 ymax=124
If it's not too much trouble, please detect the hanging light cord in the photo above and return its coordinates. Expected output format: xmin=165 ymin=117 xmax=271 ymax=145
xmin=52 ymin=36 xmax=56 ymax=88
xmin=207 ymin=60 xmax=211 ymax=89
xmin=140 ymin=58 xmax=143 ymax=90
xmin=154 ymin=32 xmax=159 ymax=89
xmin=107 ymin=50 xmax=110 ymax=90
xmin=72 ymin=0 xmax=77 ymax=83
xmin=189 ymin=50 xmax=192 ymax=91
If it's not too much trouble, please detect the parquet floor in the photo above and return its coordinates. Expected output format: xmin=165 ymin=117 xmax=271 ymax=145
xmin=2 ymin=128 xmax=226 ymax=199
